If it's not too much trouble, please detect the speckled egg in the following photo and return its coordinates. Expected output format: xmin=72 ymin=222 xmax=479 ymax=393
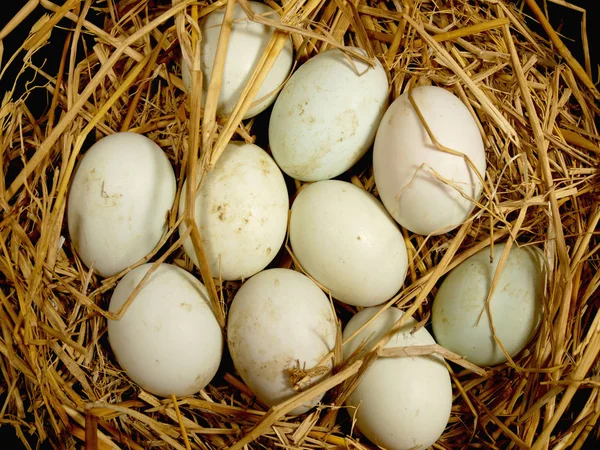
xmin=227 ymin=269 xmax=337 ymax=414
xmin=269 ymin=47 xmax=389 ymax=181
xmin=178 ymin=142 xmax=289 ymax=281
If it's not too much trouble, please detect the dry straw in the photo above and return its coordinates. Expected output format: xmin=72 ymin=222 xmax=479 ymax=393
xmin=0 ymin=0 xmax=599 ymax=449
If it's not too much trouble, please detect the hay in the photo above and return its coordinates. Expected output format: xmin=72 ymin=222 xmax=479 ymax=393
xmin=1 ymin=0 xmax=599 ymax=449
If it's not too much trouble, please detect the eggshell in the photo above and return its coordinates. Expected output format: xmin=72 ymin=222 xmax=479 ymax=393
xmin=269 ymin=48 xmax=389 ymax=181
xmin=107 ymin=263 xmax=223 ymax=397
xmin=373 ymin=85 xmax=486 ymax=235
xmin=67 ymin=132 xmax=176 ymax=278
xmin=343 ymin=307 xmax=452 ymax=450
xmin=227 ymin=269 xmax=337 ymax=414
xmin=181 ymin=1 xmax=293 ymax=119
xmin=179 ymin=142 xmax=289 ymax=281
xmin=432 ymin=242 xmax=545 ymax=366
xmin=290 ymin=180 xmax=408 ymax=306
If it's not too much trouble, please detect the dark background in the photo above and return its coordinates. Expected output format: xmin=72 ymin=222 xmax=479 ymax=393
xmin=1 ymin=0 xmax=598 ymax=448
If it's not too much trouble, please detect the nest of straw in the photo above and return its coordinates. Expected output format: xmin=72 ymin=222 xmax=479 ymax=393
xmin=1 ymin=0 xmax=599 ymax=448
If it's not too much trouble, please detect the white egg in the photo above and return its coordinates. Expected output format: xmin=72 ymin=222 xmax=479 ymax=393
xmin=67 ymin=132 xmax=176 ymax=278
xmin=181 ymin=1 xmax=293 ymax=119
xmin=373 ymin=85 xmax=486 ymax=236
xmin=107 ymin=263 xmax=223 ymax=397
xmin=178 ymin=142 xmax=288 ymax=281
xmin=290 ymin=180 xmax=408 ymax=307
xmin=343 ymin=307 xmax=452 ymax=450
xmin=227 ymin=269 xmax=337 ymax=414
xmin=432 ymin=242 xmax=545 ymax=366
xmin=269 ymin=48 xmax=389 ymax=181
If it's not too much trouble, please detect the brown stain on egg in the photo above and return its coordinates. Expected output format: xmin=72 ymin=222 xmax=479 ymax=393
xmin=212 ymin=202 xmax=229 ymax=221
xmin=438 ymin=310 xmax=449 ymax=324
xmin=259 ymin=158 xmax=272 ymax=176
xmin=83 ymin=168 xmax=101 ymax=193
xmin=98 ymin=181 xmax=124 ymax=207
xmin=254 ymin=355 xmax=295 ymax=384
xmin=335 ymin=109 xmax=358 ymax=143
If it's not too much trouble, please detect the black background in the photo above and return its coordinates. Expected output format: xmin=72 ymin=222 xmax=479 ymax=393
xmin=0 ymin=0 xmax=598 ymax=448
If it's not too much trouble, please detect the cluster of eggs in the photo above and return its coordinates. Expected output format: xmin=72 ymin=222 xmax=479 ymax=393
xmin=66 ymin=3 xmax=545 ymax=449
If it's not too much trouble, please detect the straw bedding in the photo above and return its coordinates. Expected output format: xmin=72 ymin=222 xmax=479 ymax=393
xmin=0 ymin=0 xmax=599 ymax=449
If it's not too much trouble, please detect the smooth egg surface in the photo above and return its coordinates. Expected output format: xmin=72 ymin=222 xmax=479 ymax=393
xmin=290 ymin=180 xmax=408 ymax=306
xmin=343 ymin=307 xmax=453 ymax=450
xmin=432 ymin=242 xmax=545 ymax=366
xmin=374 ymin=85 xmax=486 ymax=235
xmin=67 ymin=132 xmax=176 ymax=278
xmin=108 ymin=263 xmax=223 ymax=397
xmin=181 ymin=1 xmax=293 ymax=118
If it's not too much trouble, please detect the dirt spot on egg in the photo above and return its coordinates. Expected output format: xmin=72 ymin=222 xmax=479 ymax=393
xmin=438 ymin=310 xmax=449 ymax=324
xmin=460 ymin=291 xmax=485 ymax=313
xmin=263 ymin=298 xmax=282 ymax=322
xmin=180 ymin=302 xmax=192 ymax=312
xmin=274 ymin=278 xmax=280 ymax=287
xmin=256 ymin=355 xmax=295 ymax=383
xmin=212 ymin=202 xmax=229 ymax=221
xmin=83 ymin=168 xmax=101 ymax=191
xmin=259 ymin=158 xmax=272 ymax=176
xmin=335 ymin=109 xmax=358 ymax=143
xmin=322 ymin=312 xmax=337 ymax=336
xmin=266 ymin=247 xmax=272 ymax=256
xmin=236 ymin=364 xmax=249 ymax=379
xmin=387 ymin=113 xmax=396 ymax=126
xmin=99 ymin=181 xmax=124 ymax=207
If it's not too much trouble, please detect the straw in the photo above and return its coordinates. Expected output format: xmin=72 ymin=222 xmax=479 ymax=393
xmin=523 ymin=0 xmax=599 ymax=99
